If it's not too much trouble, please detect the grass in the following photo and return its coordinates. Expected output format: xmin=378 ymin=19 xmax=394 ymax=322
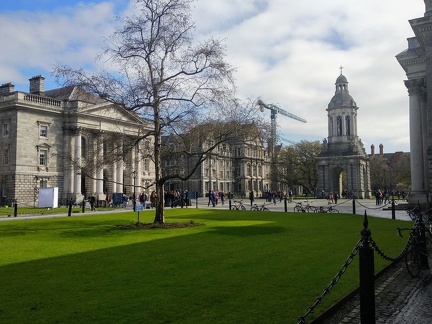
xmin=0 ymin=209 xmax=410 ymax=323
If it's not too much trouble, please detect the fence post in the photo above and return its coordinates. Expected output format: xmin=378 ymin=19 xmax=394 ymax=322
xmin=284 ymin=195 xmax=287 ymax=212
xmin=359 ymin=211 xmax=375 ymax=324
xmin=352 ymin=198 xmax=356 ymax=215
xmin=68 ymin=199 xmax=72 ymax=217
xmin=228 ymin=192 xmax=232 ymax=210
xmin=82 ymin=199 xmax=85 ymax=213
xmin=14 ymin=199 xmax=18 ymax=217
xmin=391 ymin=199 xmax=396 ymax=220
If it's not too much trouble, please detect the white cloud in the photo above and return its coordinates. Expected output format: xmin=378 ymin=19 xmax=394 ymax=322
xmin=0 ymin=0 xmax=425 ymax=153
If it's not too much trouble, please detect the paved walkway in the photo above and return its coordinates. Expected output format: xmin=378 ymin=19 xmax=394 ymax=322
xmin=318 ymin=259 xmax=432 ymax=324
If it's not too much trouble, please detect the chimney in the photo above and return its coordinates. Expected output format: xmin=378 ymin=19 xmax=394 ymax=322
xmin=370 ymin=144 xmax=375 ymax=156
xmin=29 ymin=75 xmax=45 ymax=96
xmin=0 ymin=82 xmax=15 ymax=95
xmin=379 ymin=143 xmax=383 ymax=155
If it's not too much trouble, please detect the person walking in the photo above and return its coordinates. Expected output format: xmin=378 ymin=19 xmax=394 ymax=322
xmin=249 ymin=191 xmax=254 ymax=206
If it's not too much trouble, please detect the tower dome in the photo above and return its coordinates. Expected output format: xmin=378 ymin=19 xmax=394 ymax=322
xmin=328 ymin=72 xmax=356 ymax=109
xmin=336 ymin=74 xmax=348 ymax=84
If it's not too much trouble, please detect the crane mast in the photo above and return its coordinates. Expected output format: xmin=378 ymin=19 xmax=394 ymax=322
xmin=257 ymin=99 xmax=307 ymax=193
xmin=257 ymin=99 xmax=306 ymax=154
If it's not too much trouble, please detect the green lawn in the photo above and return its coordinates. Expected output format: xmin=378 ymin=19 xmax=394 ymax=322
xmin=0 ymin=209 xmax=410 ymax=323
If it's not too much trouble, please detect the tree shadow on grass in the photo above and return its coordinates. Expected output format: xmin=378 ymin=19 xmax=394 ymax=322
xmin=211 ymin=225 xmax=286 ymax=236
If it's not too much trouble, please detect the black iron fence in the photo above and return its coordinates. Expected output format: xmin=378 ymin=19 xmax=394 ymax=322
xmin=297 ymin=202 xmax=427 ymax=324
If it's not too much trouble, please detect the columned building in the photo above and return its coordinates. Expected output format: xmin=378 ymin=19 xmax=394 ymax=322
xmin=316 ymin=72 xmax=371 ymax=198
xmin=0 ymin=75 xmax=155 ymax=207
xmin=396 ymin=0 xmax=432 ymax=206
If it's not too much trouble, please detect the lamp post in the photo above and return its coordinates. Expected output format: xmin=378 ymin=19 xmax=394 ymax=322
xmin=132 ymin=170 xmax=137 ymax=212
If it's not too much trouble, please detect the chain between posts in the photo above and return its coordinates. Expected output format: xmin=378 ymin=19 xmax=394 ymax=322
xmin=370 ymin=232 xmax=413 ymax=262
xmin=297 ymin=239 xmax=362 ymax=324
xmin=297 ymin=226 xmax=413 ymax=323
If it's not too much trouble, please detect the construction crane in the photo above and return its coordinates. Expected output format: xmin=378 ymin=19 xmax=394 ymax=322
xmin=256 ymin=99 xmax=306 ymax=155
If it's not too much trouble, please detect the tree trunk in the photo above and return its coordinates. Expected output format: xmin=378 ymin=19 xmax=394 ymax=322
xmin=152 ymin=100 xmax=165 ymax=224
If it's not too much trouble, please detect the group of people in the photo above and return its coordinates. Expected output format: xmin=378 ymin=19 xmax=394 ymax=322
xmin=165 ymin=189 xmax=191 ymax=208
xmin=207 ymin=190 xmax=225 ymax=207
xmin=374 ymin=189 xmax=407 ymax=205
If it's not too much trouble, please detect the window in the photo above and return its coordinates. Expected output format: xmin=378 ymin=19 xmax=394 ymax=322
xmin=40 ymin=179 xmax=48 ymax=188
xmin=345 ymin=116 xmax=351 ymax=136
xmin=144 ymin=159 xmax=150 ymax=172
xmin=3 ymin=148 xmax=9 ymax=165
xmin=3 ymin=123 xmax=9 ymax=137
xmin=39 ymin=150 xmax=47 ymax=166
xmin=39 ymin=125 xmax=48 ymax=138
xmin=337 ymin=116 xmax=342 ymax=136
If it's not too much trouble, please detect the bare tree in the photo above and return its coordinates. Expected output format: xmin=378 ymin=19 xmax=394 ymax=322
xmin=54 ymin=0 xmax=262 ymax=223
xmin=277 ymin=140 xmax=321 ymax=195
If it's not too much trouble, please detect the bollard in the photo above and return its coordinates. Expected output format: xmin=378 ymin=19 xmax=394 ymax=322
xmin=284 ymin=196 xmax=287 ymax=212
xmin=68 ymin=199 xmax=72 ymax=217
xmin=391 ymin=199 xmax=395 ymax=220
xmin=14 ymin=200 xmax=18 ymax=217
xmin=359 ymin=211 xmax=375 ymax=323
xmin=352 ymin=198 xmax=356 ymax=215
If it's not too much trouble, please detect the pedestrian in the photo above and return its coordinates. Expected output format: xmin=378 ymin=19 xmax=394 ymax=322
xmin=249 ymin=191 xmax=254 ymax=206
xmin=90 ymin=194 xmax=96 ymax=211
xmin=334 ymin=191 xmax=339 ymax=204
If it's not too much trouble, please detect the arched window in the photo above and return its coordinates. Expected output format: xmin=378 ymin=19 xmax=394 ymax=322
xmin=336 ymin=116 xmax=342 ymax=136
xmin=345 ymin=116 xmax=351 ymax=136
xmin=330 ymin=117 xmax=333 ymax=136
xmin=247 ymin=163 xmax=252 ymax=176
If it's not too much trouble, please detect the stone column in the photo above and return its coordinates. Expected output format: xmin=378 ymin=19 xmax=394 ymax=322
xmin=116 ymin=142 xmax=124 ymax=193
xmin=63 ymin=131 xmax=74 ymax=199
xmin=96 ymin=135 xmax=105 ymax=200
xmin=425 ymin=0 xmax=432 ymax=16
xmin=73 ymin=131 xmax=82 ymax=196
xmin=136 ymin=146 xmax=142 ymax=195
xmin=405 ymin=79 xmax=427 ymax=204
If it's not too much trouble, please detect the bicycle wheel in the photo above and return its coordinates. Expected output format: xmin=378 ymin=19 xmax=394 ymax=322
xmin=262 ymin=207 xmax=270 ymax=211
xmin=240 ymin=205 xmax=246 ymax=211
xmin=405 ymin=245 xmax=421 ymax=278
xmin=251 ymin=205 xmax=258 ymax=211
xmin=293 ymin=206 xmax=302 ymax=212
xmin=329 ymin=208 xmax=339 ymax=213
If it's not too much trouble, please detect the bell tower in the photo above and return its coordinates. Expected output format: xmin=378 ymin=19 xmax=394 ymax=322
xmin=316 ymin=70 xmax=371 ymax=199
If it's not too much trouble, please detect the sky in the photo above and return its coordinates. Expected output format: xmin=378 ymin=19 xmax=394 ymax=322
xmin=0 ymin=0 xmax=425 ymax=153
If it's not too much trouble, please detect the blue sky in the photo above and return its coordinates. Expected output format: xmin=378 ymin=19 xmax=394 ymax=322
xmin=0 ymin=0 xmax=426 ymax=153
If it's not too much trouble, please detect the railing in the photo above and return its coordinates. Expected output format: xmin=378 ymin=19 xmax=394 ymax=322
xmin=297 ymin=210 xmax=413 ymax=324
xmin=23 ymin=93 xmax=62 ymax=107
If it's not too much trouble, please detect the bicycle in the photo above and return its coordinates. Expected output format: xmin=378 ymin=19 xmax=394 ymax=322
xmin=232 ymin=200 xmax=246 ymax=211
xmin=315 ymin=206 xmax=339 ymax=213
xmin=251 ymin=203 xmax=271 ymax=211
xmin=398 ymin=216 xmax=430 ymax=277
xmin=293 ymin=201 xmax=316 ymax=212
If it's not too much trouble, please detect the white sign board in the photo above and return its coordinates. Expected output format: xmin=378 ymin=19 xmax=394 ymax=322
xmin=38 ymin=187 xmax=59 ymax=208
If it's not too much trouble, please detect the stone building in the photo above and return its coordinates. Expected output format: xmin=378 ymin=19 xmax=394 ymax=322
xmin=162 ymin=126 xmax=272 ymax=198
xmin=0 ymin=75 xmax=155 ymax=207
xmin=396 ymin=0 xmax=432 ymax=206
xmin=316 ymin=72 xmax=371 ymax=198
